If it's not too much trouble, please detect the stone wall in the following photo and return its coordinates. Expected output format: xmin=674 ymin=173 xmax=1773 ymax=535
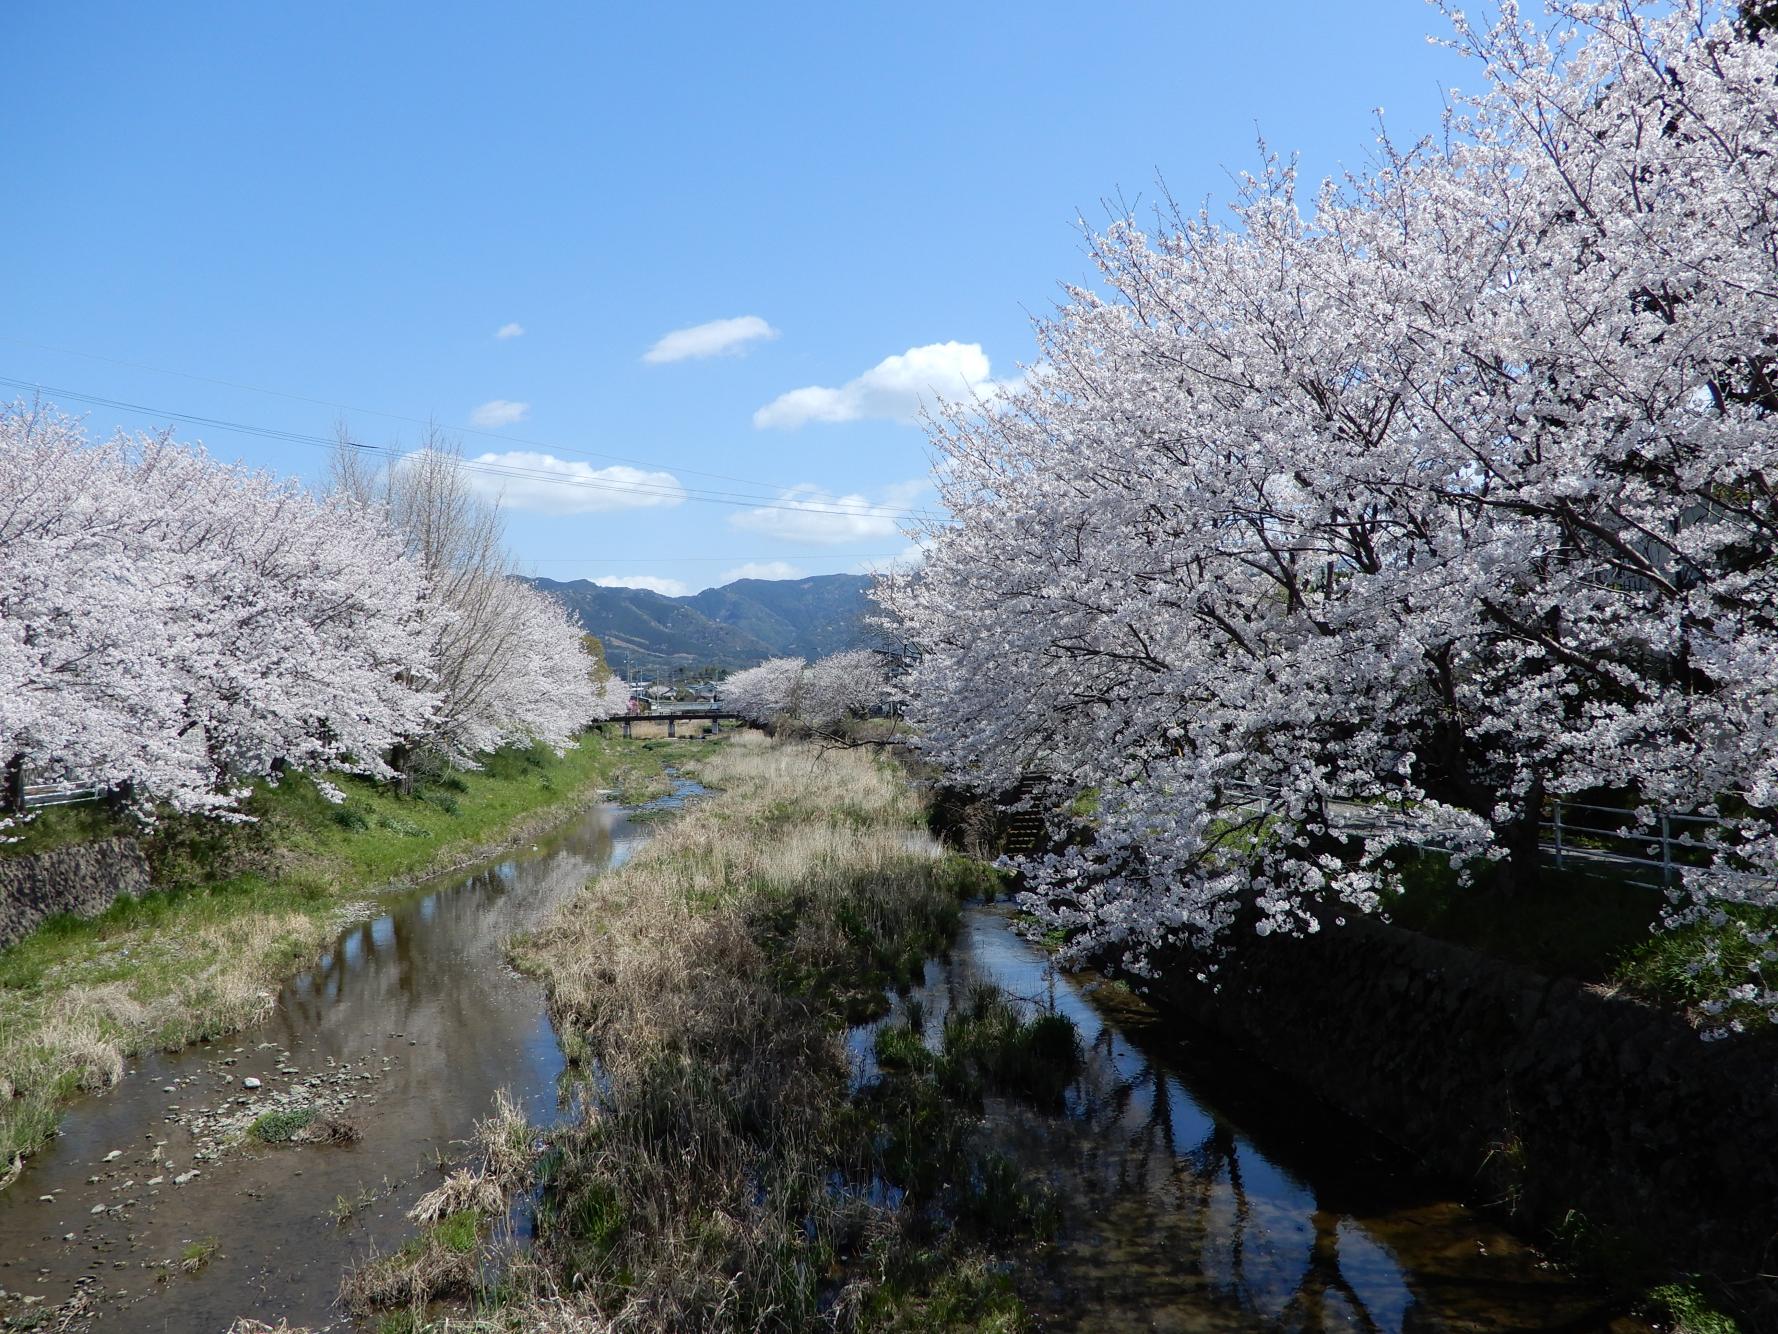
xmin=1135 ymin=917 xmax=1778 ymax=1313
xmin=0 ymin=839 xmax=151 ymax=949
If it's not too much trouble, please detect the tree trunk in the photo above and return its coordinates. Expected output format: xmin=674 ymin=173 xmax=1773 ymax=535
xmin=1496 ymin=773 xmax=1546 ymax=896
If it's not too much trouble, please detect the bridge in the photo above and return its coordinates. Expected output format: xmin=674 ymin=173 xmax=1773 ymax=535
xmin=602 ymin=710 xmax=757 ymax=739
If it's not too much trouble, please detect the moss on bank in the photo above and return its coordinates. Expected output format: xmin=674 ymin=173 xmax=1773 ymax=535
xmin=0 ymin=733 xmax=668 ymax=1166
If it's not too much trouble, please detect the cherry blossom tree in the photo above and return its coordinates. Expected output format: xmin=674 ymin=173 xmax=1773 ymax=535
xmin=800 ymin=649 xmax=891 ymax=731
xmin=719 ymin=651 xmax=890 ymax=735
xmin=1 ymin=403 xmax=435 ymax=816
xmin=884 ymin=1 xmax=1778 ymax=1010
xmin=3 ymin=407 xmax=619 ymax=828
xmin=720 ymin=657 xmax=807 ymax=728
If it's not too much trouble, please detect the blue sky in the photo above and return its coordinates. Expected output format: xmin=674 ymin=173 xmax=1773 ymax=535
xmin=5 ymin=2 xmax=1471 ymax=595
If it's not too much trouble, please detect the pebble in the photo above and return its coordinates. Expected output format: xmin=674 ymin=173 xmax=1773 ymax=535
xmin=242 ymin=1077 xmax=262 ymax=1090
xmin=101 ymin=1150 xmax=121 ymax=1162
xmin=173 ymin=1171 xmax=198 ymax=1185
xmin=89 ymin=1205 xmax=104 ymax=1215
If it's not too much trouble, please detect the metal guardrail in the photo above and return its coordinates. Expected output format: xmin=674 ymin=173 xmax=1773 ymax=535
xmin=1221 ymin=781 xmax=1761 ymax=891
xmin=1543 ymin=799 xmax=1721 ymax=886
xmin=4 ymin=755 xmax=108 ymax=814
xmin=23 ymin=780 xmax=106 ymax=810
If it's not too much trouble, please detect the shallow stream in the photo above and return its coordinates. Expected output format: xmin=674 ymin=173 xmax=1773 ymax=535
xmin=0 ymin=784 xmax=697 ymax=1331
xmin=858 ymin=903 xmax=1649 ymax=1333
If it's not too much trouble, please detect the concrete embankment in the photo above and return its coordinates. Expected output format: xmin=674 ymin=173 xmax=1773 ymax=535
xmin=0 ymin=838 xmax=149 ymax=949
xmin=1133 ymin=915 xmax=1778 ymax=1319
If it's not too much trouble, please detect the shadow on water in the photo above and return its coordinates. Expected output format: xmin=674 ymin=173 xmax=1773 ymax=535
xmin=853 ymin=904 xmax=1648 ymax=1334
xmin=0 ymin=778 xmax=703 ymax=1332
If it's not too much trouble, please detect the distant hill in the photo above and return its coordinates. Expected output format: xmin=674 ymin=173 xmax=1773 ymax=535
xmin=528 ymin=573 xmax=875 ymax=676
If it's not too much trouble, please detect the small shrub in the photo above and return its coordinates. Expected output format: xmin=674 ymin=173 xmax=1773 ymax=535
xmin=416 ymin=787 xmax=460 ymax=815
xmin=249 ymin=1106 xmax=317 ymax=1143
xmin=941 ymin=985 xmax=1081 ymax=1106
xmin=935 ymin=854 xmax=1012 ymax=903
xmin=340 ymin=1208 xmax=486 ymax=1311
xmin=1648 ymin=1283 xmax=1742 ymax=1334
xmin=958 ymin=1151 xmax=1059 ymax=1241
xmin=330 ymin=804 xmax=370 ymax=832
xmin=874 ymin=1018 xmax=934 ymax=1072
xmin=179 ymin=1236 xmax=219 ymax=1274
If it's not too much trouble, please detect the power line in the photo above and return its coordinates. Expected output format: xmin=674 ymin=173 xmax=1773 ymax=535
xmin=521 ymin=554 xmax=903 ymax=563
xmin=0 ymin=333 xmax=808 ymax=495
xmin=1 ymin=375 xmax=939 ymax=522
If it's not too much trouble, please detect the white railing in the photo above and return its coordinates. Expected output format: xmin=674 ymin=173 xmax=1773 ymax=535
xmin=1222 ymin=781 xmax=1757 ymax=890
xmin=4 ymin=755 xmax=108 ymax=814
xmin=23 ymin=779 xmax=107 ymax=810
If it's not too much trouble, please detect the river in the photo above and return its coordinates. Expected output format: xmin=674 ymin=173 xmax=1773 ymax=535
xmin=0 ymin=791 xmax=1642 ymax=1331
xmin=0 ymin=785 xmax=695 ymax=1331
xmin=853 ymin=901 xmax=1648 ymax=1333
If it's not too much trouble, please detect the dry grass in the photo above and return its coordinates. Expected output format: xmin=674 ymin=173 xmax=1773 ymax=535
xmin=342 ymin=1089 xmax=538 ymax=1315
xmin=373 ymin=733 xmax=1033 ymax=1332
xmin=409 ymin=1089 xmax=533 ymax=1227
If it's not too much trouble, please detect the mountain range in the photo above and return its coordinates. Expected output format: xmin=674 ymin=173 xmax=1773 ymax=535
xmin=529 ymin=573 xmax=876 ymax=676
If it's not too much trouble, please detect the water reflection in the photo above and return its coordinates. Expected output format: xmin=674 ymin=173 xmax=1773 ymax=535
xmin=870 ymin=906 xmax=1638 ymax=1333
xmin=0 ymin=786 xmax=696 ymax=1332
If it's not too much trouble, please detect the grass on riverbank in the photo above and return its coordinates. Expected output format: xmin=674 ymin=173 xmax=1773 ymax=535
xmin=0 ymin=733 xmax=669 ymax=1167
xmin=1383 ymin=849 xmax=1778 ymax=1033
xmin=348 ymin=735 xmax=1058 ymax=1331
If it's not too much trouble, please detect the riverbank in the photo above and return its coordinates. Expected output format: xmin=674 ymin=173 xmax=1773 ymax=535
xmin=0 ymin=733 xmax=669 ymax=1168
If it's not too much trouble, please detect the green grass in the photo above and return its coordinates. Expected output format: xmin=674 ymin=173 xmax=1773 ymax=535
xmin=179 ymin=1235 xmax=219 ymax=1274
xmin=429 ymin=1207 xmax=484 ymax=1255
xmin=0 ymin=800 xmax=131 ymax=858
xmin=1382 ymin=849 xmax=1778 ymax=1026
xmin=249 ymin=1106 xmax=318 ymax=1143
xmin=1608 ymin=904 xmax=1778 ymax=1015
xmin=1647 ymin=1282 xmax=1742 ymax=1334
xmin=1384 ymin=852 xmax=1664 ymax=983
xmin=0 ymin=732 xmax=665 ymax=1164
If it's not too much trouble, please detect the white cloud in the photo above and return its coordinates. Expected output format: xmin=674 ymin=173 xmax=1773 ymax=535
xmin=470 ymin=398 xmax=531 ymax=428
xmin=753 ymin=341 xmax=1017 ymax=429
xmin=644 ymin=315 xmax=779 ymax=364
xmin=728 ymin=480 xmax=926 ymax=546
xmin=593 ymin=574 xmax=691 ymax=598
xmin=495 ymin=322 xmax=525 ymax=339
xmin=719 ymin=561 xmax=806 ymax=585
xmin=866 ymin=539 xmax=930 ymax=573
xmin=463 ymin=450 xmax=686 ymax=515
